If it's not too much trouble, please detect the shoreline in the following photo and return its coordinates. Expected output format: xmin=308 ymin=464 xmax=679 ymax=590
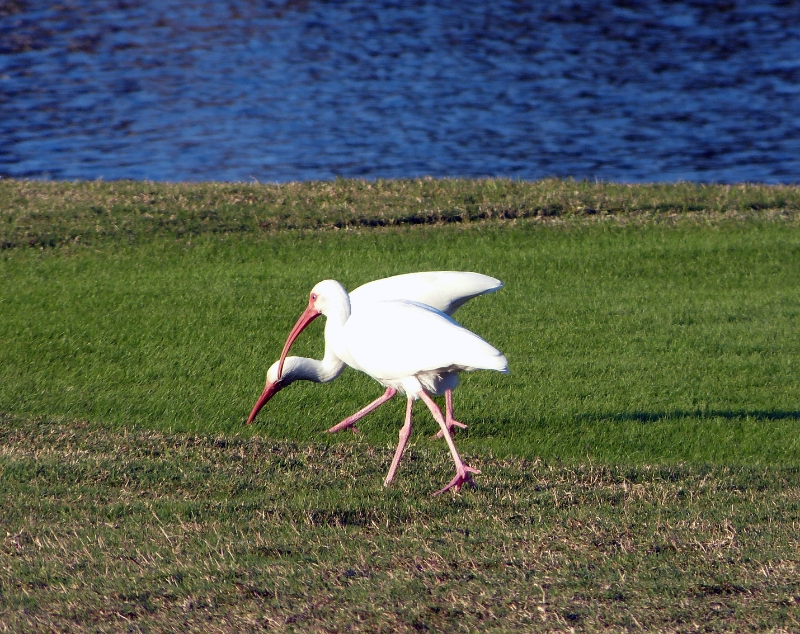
xmin=3 ymin=177 xmax=799 ymax=249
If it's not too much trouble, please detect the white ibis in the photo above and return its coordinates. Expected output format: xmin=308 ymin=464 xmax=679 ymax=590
xmin=250 ymin=279 xmax=509 ymax=494
xmin=247 ymin=272 xmax=503 ymax=437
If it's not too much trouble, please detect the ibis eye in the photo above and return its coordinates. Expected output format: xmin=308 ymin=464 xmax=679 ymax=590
xmin=311 ymin=293 xmax=317 ymax=301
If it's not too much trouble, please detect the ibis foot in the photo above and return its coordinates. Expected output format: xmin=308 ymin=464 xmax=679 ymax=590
xmin=436 ymin=389 xmax=467 ymax=438
xmin=327 ymin=421 xmax=360 ymax=434
xmin=435 ymin=419 xmax=467 ymax=438
xmin=433 ymin=465 xmax=481 ymax=496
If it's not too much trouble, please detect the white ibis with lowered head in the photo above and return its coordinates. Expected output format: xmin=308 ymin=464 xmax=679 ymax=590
xmin=249 ymin=278 xmax=509 ymax=494
xmin=247 ymin=272 xmax=504 ymax=437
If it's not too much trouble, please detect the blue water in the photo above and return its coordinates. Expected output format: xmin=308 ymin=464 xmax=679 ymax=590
xmin=1 ymin=1 xmax=799 ymax=183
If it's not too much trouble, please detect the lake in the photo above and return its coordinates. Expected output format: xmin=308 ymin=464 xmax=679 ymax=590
xmin=1 ymin=0 xmax=798 ymax=183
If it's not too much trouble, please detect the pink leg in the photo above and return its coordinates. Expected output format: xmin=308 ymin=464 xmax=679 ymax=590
xmin=435 ymin=389 xmax=468 ymax=438
xmin=418 ymin=391 xmax=480 ymax=495
xmin=328 ymin=387 xmax=397 ymax=433
xmin=383 ymin=398 xmax=414 ymax=487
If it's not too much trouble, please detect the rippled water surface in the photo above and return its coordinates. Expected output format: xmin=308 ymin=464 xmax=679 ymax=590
xmin=1 ymin=1 xmax=799 ymax=182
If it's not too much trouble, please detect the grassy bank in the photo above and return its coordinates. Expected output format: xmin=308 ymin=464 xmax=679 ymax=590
xmin=2 ymin=414 xmax=799 ymax=632
xmin=1 ymin=179 xmax=799 ymax=630
xmin=2 ymin=178 xmax=800 ymax=249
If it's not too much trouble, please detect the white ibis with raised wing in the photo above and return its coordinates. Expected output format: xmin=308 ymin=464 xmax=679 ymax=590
xmin=249 ymin=278 xmax=509 ymax=494
xmin=247 ymin=272 xmax=503 ymax=437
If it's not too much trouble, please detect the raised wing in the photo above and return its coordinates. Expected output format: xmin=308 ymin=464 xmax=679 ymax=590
xmin=349 ymin=271 xmax=502 ymax=316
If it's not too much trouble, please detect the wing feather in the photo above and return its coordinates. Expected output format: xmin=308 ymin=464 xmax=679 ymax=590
xmin=349 ymin=271 xmax=502 ymax=316
xmin=342 ymin=301 xmax=508 ymax=381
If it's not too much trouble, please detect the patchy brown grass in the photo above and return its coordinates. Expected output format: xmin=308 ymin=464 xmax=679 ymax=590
xmin=2 ymin=178 xmax=799 ymax=249
xmin=1 ymin=413 xmax=798 ymax=632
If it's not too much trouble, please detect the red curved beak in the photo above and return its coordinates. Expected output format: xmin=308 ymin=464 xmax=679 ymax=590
xmin=246 ymin=380 xmax=282 ymax=425
xmin=277 ymin=302 xmax=321 ymax=378
xmin=247 ymin=297 xmax=321 ymax=425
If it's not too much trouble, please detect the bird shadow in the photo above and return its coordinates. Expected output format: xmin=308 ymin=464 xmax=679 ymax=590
xmin=576 ymin=409 xmax=800 ymax=424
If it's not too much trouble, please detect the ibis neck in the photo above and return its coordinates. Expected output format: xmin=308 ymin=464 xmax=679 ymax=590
xmin=319 ymin=287 xmax=351 ymax=358
xmin=318 ymin=343 xmax=346 ymax=382
xmin=323 ymin=287 xmax=352 ymax=328
xmin=282 ymin=352 xmax=345 ymax=384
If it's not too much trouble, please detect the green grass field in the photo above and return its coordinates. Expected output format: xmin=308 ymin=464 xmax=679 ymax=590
xmin=1 ymin=179 xmax=799 ymax=631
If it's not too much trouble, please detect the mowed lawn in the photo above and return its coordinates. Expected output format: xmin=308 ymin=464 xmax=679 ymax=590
xmin=1 ymin=219 xmax=798 ymax=462
xmin=2 ymin=186 xmax=800 ymax=631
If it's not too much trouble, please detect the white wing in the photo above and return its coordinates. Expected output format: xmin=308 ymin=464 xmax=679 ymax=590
xmin=341 ymin=300 xmax=508 ymax=382
xmin=349 ymin=271 xmax=502 ymax=316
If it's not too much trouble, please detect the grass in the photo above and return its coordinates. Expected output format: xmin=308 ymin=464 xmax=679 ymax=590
xmin=2 ymin=414 xmax=799 ymax=632
xmin=2 ymin=177 xmax=800 ymax=249
xmin=1 ymin=178 xmax=800 ymax=630
xmin=1 ymin=213 xmax=798 ymax=463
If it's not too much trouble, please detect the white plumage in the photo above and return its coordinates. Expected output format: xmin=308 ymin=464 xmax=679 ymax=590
xmin=349 ymin=271 xmax=502 ymax=315
xmin=248 ymin=271 xmax=504 ymax=437
xmin=248 ymin=275 xmax=509 ymax=494
xmin=340 ymin=300 xmax=508 ymax=393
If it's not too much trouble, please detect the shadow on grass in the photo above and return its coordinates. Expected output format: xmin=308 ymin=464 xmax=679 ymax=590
xmin=577 ymin=409 xmax=800 ymax=424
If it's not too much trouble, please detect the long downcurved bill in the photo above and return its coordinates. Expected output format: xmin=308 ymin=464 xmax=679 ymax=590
xmin=246 ymin=381 xmax=282 ymax=425
xmin=278 ymin=303 xmax=321 ymax=378
xmin=246 ymin=302 xmax=321 ymax=425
